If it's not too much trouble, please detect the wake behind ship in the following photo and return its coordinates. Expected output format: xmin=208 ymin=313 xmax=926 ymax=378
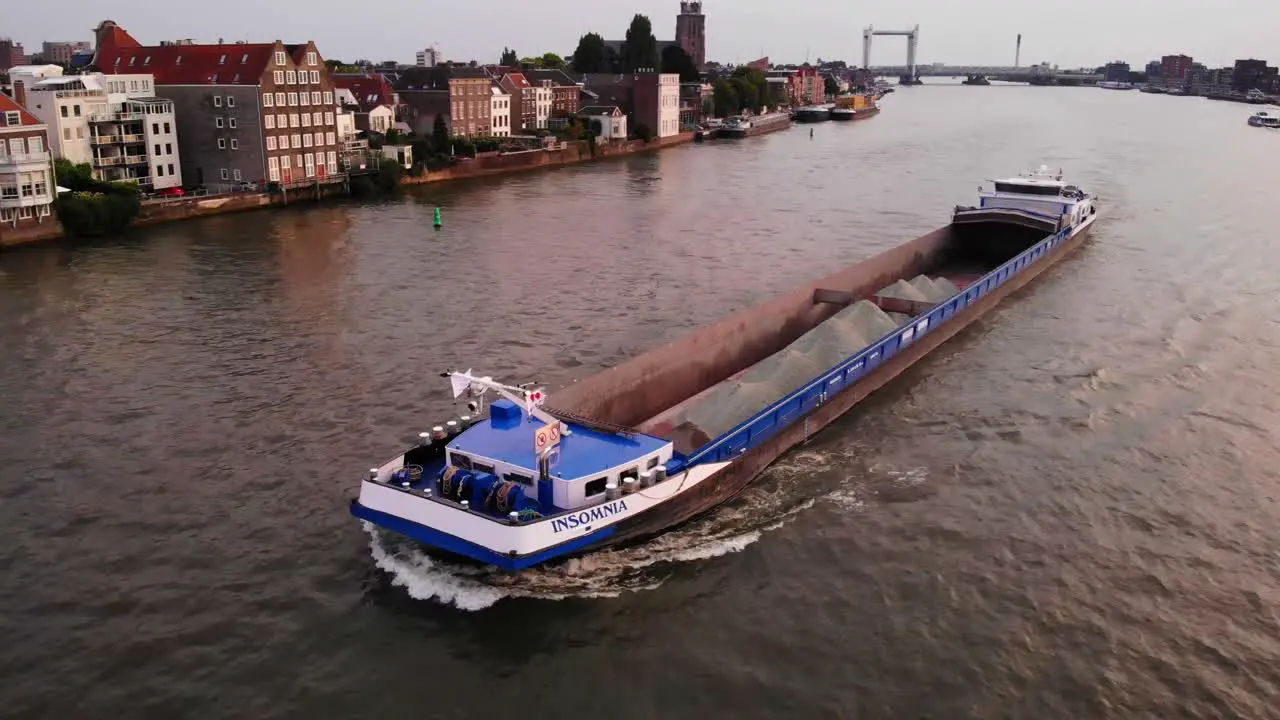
xmin=350 ymin=167 xmax=1099 ymax=571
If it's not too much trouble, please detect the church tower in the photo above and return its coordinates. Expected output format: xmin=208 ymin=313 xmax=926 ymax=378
xmin=675 ymin=2 xmax=706 ymax=69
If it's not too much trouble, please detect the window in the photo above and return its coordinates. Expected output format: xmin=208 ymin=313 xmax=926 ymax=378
xmin=265 ymin=115 xmax=275 ymax=129
xmin=63 ymin=128 xmax=71 ymax=140
xmin=156 ymin=164 xmax=164 ymax=177
xmin=277 ymin=113 xmax=287 ymax=127
xmin=0 ymin=185 xmax=16 ymax=199
xmin=0 ymin=209 xmax=11 ymax=221
xmin=268 ymin=156 xmax=280 ymax=182
xmin=288 ymin=93 xmax=298 ymax=106
xmin=227 ymin=96 xmax=235 ymax=108
xmin=229 ymin=118 xmax=237 ymax=129
xmin=274 ymin=71 xmax=284 ymax=85
xmin=76 ymin=127 xmax=83 ymax=140
xmin=217 ymin=138 xmax=226 ymax=149
xmin=324 ymin=112 xmax=333 ymax=125
xmin=275 ymin=51 xmax=286 ymax=65
xmin=292 ymin=134 xmax=301 ymax=148
xmin=323 ymin=91 xmax=333 ymax=104
xmin=314 ymin=132 xmax=323 ymax=146
xmin=299 ymin=93 xmax=309 ymax=107
xmin=646 ymin=456 xmax=660 ymax=470
xmin=275 ymin=92 xmax=286 ymax=106
xmin=233 ymin=169 xmax=241 ymax=181
xmin=503 ymin=472 xmax=534 ymax=486
xmin=34 ymin=180 xmax=46 ymax=196
xmin=18 ymin=207 xmax=32 ymax=220
xmin=218 ymin=54 xmax=226 ymax=65
xmin=241 ymin=53 xmax=249 ymax=64
xmin=295 ymin=154 xmax=303 ymax=171
xmin=280 ymin=155 xmax=290 ymax=169
xmin=220 ymin=168 xmax=229 ymax=180
xmin=279 ymin=135 xmax=289 ymax=149
xmin=993 ymin=181 xmax=1063 ymax=197
xmin=214 ymin=96 xmax=223 ymax=107
xmin=164 ymin=122 xmax=171 ymax=133
xmin=168 ymin=163 xmax=174 ymax=175
xmin=230 ymin=139 xmax=238 ymax=150
xmin=266 ymin=136 xmax=277 ymax=150
xmin=310 ymin=71 xmax=319 ymax=84
xmin=155 ymin=144 xmax=161 ymax=156
xmin=175 ymin=55 xmax=182 ymax=65
xmin=585 ymin=477 xmax=607 ymax=497
xmin=30 ymin=137 xmax=42 ymax=153
xmin=215 ymin=117 xmax=224 ymax=128
xmin=326 ymin=150 xmax=337 ymax=170
xmin=21 ymin=179 xmax=33 ymax=197
xmin=290 ymin=114 xmax=299 ymax=128
xmin=310 ymin=92 xmax=320 ymax=105
xmin=325 ymin=132 xmax=335 ymax=146
xmin=307 ymin=51 xmax=317 ymax=66
xmin=166 ymin=143 xmax=172 ymax=154
xmin=303 ymin=134 xmax=312 ymax=147
xmin=286 ymin=70 xmax=296 ymax=84
xmin=304 ymin=153 xmax=315 ymax=177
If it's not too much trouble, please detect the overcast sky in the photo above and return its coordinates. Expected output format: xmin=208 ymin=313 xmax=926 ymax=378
xmin=9 ymin=0 xmax=1278 ymax=70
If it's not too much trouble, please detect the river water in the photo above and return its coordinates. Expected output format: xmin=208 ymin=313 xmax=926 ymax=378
xmin=4 ymin=82 xmax=1280 ymax=719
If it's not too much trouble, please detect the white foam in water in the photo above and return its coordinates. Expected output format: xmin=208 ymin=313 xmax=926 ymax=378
xmin=364 ymin=451 xmax=838 ymax=610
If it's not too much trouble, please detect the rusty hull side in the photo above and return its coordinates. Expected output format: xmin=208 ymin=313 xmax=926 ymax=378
xmin=551 ymin=226 xmax=956 ymax=427
xmin=596 ymin=221 xmax=1094 ymax=551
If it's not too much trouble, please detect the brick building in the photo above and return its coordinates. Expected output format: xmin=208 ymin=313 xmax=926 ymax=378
xmin=523 ymin=69 xmax=582 ymax=122
xmin=398 ymin=65 xmax=492 ymax=138
xmin=0 ymin=39 xmax=27 ymax=72
xmin=0 ymin=92 xmax=56 ymax=234
xmin=42 ymin=41 xmax=92 ymax=65
xmin=91 ymin=20 xmax=342 ymax=188
xmin=675 ymin=1 xmax=707 ymax=69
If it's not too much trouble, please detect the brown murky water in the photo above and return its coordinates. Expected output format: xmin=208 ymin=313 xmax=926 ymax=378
xmin=4 ymin=82 xmax=1280 ymax=718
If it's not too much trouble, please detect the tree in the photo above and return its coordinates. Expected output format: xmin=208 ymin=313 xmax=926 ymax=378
xmin=572 ymin=32 xmax=608 ymax=74
xmin=661 ymin=44 xmax=701 ymax=83
xmin=730 ymin=67 xmax=768 ymax=112
xmin=622 ymin=14 xmax=658 ymax=73
xmin=432 ymin=114 xmax=450 ymax=154
xmin=501 ymin=47 xmax=518 ymax=66
xmin=712 ymin=79 xmax=738 ymax=117
xmin=589 ymin=118 xmax=604 ymax=136
xmin=823 ymin=76 xmax=840 ymax=97
xmin=541 ymin=52 xmax=565 ymax=69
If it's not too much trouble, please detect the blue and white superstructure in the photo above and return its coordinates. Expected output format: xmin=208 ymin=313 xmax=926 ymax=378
xmin=352 ymin=167 xmax=1099 ymax=573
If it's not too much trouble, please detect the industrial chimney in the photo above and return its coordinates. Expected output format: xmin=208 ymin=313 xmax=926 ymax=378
xmin=1015 ymin=34 xmax=1022 ymax=68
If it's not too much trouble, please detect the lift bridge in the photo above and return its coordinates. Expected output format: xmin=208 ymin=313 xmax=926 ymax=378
xmin=862 ymin=25 xmax=921 ymax=85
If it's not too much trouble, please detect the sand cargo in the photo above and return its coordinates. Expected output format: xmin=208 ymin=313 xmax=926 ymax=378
xmin=351 ymin=167 xmax=1098 ymax=570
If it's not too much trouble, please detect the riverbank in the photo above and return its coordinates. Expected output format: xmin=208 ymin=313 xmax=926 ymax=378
xmin=0 ymin=132 xmax=696 ymax=249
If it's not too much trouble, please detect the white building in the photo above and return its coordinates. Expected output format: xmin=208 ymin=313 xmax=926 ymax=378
xmin=578 ymin=105 xmax=627 ymax=141
xmin=334 ymin=88 xmax=358 ymax=143
xmin=0 ymin=93 xmax=56 ymax=231
xmin=415 ymin=47 xmax=440 ymax=68
xmin=13 ymin=67 xmax=181 ymax=191
xmin=656 ymin=73 xmax=680 ymax=138
xmin=489 ymin=85 xmax=510 ymax=137
xmin=10 ymin=67 xmax=105 ymax=166
xmin=532 ymin=80 xmax=552 ymax=130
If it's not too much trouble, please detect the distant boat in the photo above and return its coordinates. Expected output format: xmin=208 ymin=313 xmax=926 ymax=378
xmin=793 ymin=106 xmax=832 ymax=123
xmin=1098 ymin=81 xmax=1135 ymax=90
xmin=962 ymin=74 xmax=991 ymax=86
xmin=1248 ymin=110 xmax=1280 ymax=128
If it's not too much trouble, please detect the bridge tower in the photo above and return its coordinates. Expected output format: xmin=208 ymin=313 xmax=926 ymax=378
xmin=863 ymin=24 xmax=920 ymax=84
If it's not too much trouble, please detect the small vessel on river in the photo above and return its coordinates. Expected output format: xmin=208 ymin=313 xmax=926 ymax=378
xmin=1248 ymin=110 xmax=1280 ymax=128
xmin=830 ymin=93 xmax=879 ymax=121
xmin=962 ymin=74 xmax=991 ymax=86
xmin=350 ymin=166 xmax=1099 ymax=571
xmin=793 ymin=106 xmax=832 ymax=123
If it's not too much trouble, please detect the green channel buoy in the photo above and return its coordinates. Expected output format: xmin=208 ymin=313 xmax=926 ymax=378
xmin=433 ymin=207 xmax=443 ymax=229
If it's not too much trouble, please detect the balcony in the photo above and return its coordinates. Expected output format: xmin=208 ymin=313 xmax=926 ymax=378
xmin=0 ymin=193 xmax=53 ymax=210
xmin=92 ymin=135 xmax=122 ymax=145
xmin=0 ymin=152 xmax=51 ymax=171
xmin=88 ymin=111 xmax=147 ymax=123
xmin=93 ymin=154 xmax=146 ymax=167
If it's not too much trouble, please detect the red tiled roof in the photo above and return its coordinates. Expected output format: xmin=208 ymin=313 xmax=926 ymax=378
xmin=332 ymin=74 xmax=396 ymax=112
xmin=502 ymin=72 xmax=530 ymax=89
xmin=96 ymin=41 xmax=277 ymax=85
xmin=0 ymin=93 xmax=41 ymax=126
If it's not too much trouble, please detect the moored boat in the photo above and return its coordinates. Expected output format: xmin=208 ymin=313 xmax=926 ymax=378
xmin=718 ymin=112 xmax=791 ymax=138
xmin=350 ymin=165 xmax=1100 ymax=572
xmin=962 ymin=74 xmax=991 ymax=86
xmin=830 ymin=108 xmax=855 ymax=121
xmin=793 ymin=106 xmax=831 ymax=123
xmin=1098 ymin=80 xmax=1135 ymax=90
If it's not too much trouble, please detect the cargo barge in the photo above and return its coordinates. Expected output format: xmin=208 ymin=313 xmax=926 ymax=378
xmin=351 ymin=166 xmax=1099 ymax=571
xmin=718 ymin=112 xmax=792 ymax=138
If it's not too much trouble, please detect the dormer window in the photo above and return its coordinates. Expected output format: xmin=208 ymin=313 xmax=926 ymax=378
xmin=128 ymin=56 xmax=136 ymax=66
xmin=275 ymin=51 xmax=286 ymax=66
xmin=306 ymin=52 xmax=317 ymax=66
xmin=143 ymin=56 xmax=151 ymax=65
xmin=218 ymin=54 xmax=226 ymax=65
xmin=241 ymin=53 xmax=249 ymax=64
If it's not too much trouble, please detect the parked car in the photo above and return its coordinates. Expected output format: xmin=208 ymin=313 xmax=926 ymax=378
xmin=155 ymin=186 xmax=185 ymax=197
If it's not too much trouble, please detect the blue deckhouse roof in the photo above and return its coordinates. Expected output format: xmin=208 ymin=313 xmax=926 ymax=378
xmin=447 ymin=400 xmax=669 ymax=480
